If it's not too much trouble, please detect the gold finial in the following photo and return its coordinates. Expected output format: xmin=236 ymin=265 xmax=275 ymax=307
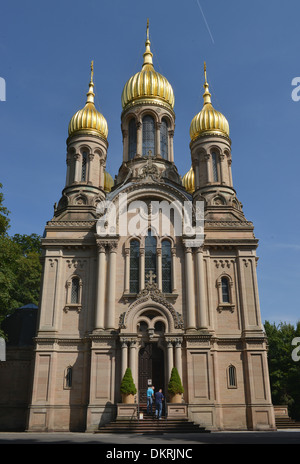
xmin=86 ymin=60 xmax=95 ymax=104
xmin=143 ymin=18 xmax=153 ymax=66
xmin=203 ymin=61 xmax=211 ymax=105
xmin=90 ymin=60 xmax=94 ymax=83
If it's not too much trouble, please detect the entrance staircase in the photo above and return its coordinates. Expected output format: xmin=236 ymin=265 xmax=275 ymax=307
xmin=275 ymin=416 xmax=300 ymax=429
xmin=96 ymin=404 xmax=209 ymax=434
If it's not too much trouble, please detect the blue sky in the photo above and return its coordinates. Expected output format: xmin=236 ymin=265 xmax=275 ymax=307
xmin=0 ymin=0 xmax=300 ymax=326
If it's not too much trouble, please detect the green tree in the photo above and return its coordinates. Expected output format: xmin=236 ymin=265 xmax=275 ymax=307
xmin=0 ymin=184 xmax=42 ymax=338
xmin=120 ymin=368 xmax=137 ymax=395
xmin=167 ymin=367 xmax=184 ymax=395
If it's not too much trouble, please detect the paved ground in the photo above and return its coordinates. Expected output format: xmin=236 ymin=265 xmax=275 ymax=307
xmin=0 ymin=430 xmax=299 ymax=444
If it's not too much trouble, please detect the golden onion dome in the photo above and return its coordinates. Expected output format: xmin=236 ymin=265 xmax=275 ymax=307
xmin=104 ymin=170 xmax=114 ymax=193
xmin=182 ymin=166 xmax=195 ymax=194
xmin=121 ymin=20 xmax=175 ymax=112
xmin=190 ymin=62 xmax=229 ymax=141
xmin=68 ymin=61 xmax=108 ymax=140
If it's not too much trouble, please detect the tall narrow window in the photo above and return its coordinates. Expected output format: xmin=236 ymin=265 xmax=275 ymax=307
xmin=162 ymin=240 xmax=172 ymax=293
xmin=66 ymin=366 xmax=73 ymax=388
xmin=221 ymin=276 xmax=230 ymax=303
xmin=128 ymin=118 xmax=137 ymax=160
xmin=228 ymin=365 xmax=237 ymax=388
xmin=142 ymin=115 xmax=155 ymax=157
xmin=130 ymin=239 xmax=140 ymax=293
xmin=160 ymin=118 xmax=168 ymax=159
xmin=71 ymin=277 xmax=80 ymax=304
xmin=211 ymin=152 xmax=218 ymax=182
xmin=145 ymin=230 xmax=156 ymax=283
xmin=81 ymin=151 xmax=87 ymax=181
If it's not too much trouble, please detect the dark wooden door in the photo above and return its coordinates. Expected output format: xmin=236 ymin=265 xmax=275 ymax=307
xmin=138 ymin=343 xmax=164 ymax=403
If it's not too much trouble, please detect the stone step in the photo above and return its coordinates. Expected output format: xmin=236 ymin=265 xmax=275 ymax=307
xmin=96 ymin=418 xmax=209 ymax=434
xmin=275 ymin=417 xmax=300 ymax=429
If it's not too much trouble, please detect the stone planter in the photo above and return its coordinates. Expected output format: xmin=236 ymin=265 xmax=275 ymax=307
xmin=169 ymin=393 xmax=182 ymax=403
xmin=121 ymin=393 xmax=135 ymax=404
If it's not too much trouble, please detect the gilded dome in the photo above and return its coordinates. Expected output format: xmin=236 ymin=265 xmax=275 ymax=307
xmin=121 ymin=21 xmax=175 ymax=112
xmin=190 ymin=63 xmax=229 ymax=141
xmin=104 ymin=170 xmax=114 ymax=193
xmin=68 ymin=62 xmax=108 ymax=140
xmin=182 ymin=166 xmax=195 ymax=194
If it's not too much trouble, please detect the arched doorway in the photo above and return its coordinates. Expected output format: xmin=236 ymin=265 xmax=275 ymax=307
xmin=138 ymin=343 xmax=165 ymax=403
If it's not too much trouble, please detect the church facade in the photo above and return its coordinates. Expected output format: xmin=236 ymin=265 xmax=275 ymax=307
xmin=25 ymin=24 xmax=275 ymax=432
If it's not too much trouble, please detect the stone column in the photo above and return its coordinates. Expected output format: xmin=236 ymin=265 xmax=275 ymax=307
xmin=157 ymin=248 xmax=162 ymax=291
xmin=228 ymin=158 xmax=233 ymax=187
xmin=193 ymin=160 xmax=199 ymax=190
xmin=174 ymin=339 xmax=183 ymax=380
xmin=166 ymin=340 xmax=174 ymax=380
xmin=99 ymin=158 xmax=105 ymax=189
xmin=121 ymin=339 xmax=128 ymax=378
xmin=168 ymin=129 xmax=174 ymax=162
xmin=136 ymin=122 xmax=142 ymax=157
xmin=205 ymin=153 xmax=211 ymax=184
xmin=184 ymin=246 xmax=196 ymax=329
xmin=155 ymin=122 xmax=161 ymax=158
xmin=124 ymin=248 xmax=130 ymax=294
xmin=129 ymin=340 xmax=138 ymax=387
xmin=195 ymin=246 xmax=208 ymax=328
xmin=139 ymin=248 xmax=145 ymax=291
xmin=95 ymin=242 xmax=106 ymax=330
xmin=171 ymin=247 xmax=177 ymax=293
xmin=87 ymin=153 xmax=94 ymax=184
xmin=106 ymin=242 xmax=118 ymax=329
xmin=122 ymin=129 xmax=128 ymax=161
xmin=74 ymin=153 xmax=81 ymax=183
xmin=65 ymin=156 xmax=71 ymax=186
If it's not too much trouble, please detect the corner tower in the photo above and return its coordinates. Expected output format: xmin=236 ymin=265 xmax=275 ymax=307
xmin=55 ymin=62 xmax=113 ymax=220
xmin=188 ymin=63 xmax=244 ymax=220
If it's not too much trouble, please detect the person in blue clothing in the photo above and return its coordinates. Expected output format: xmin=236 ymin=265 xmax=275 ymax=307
xmin=146 ymin=385 xmax=154 ymax=414
xmin=155 ymin=388 xmax=164 ymax=419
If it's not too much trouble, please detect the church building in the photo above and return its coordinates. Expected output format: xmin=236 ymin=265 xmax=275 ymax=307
xmin=25 ymin=22 xmax=275 ymax=432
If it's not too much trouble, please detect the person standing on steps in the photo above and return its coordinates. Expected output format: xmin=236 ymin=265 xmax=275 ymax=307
xmin=155 ymin=388 xmax=164 ymax=420
xmin=146 ymin=385 xmax=154 ymax=415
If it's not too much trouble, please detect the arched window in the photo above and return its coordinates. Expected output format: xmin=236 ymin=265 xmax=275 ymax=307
xmin=228 ymin=364 xmax=237 ymax=388
xmin=130 ymin=239 xmax=140 ymax=293
xmin=160 ymin=118 xmax=168 ymax=159
xmin=71 ymin=277 xmax=80 ymax=304
xmin=145 ymin=230 xmax=156 ymax=283
xmin=162 ymin=240 xmax=172 ymax=293
xmin=128 ymin=118 xmax=137 ymax=160
xmin=142 ymin=115 xmax=155 ymax=157
xmin=81 ymin=151 xmax=87 ymax=181
xmin=221 ymin=276 xmax=230 ymax=303
xmin=211 ymin=152 xmax=218 ymax=182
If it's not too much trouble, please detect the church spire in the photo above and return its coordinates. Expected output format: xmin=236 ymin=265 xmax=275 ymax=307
xmin=143 ymin=18 xmax=153 ymax=66
xmin=203 ymin=61 xmax=212 ymax=105
xmin=86 ymin=60 xmax=95 ymax=104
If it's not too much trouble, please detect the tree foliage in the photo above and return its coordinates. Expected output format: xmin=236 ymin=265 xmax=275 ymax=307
xmin=120 ymin=368 xmax=137 ymax=395
xmin=265 ymin=320 xmax=300 ymax=420
xmin=0 ymin=184 xmax=42 ymax=338
xmin=167 ymin=367 xmax=184 ymax=394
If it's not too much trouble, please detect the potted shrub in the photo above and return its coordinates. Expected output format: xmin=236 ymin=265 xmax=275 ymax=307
xmin=168 ymin=367 xmax=184 ymax=403
xmin=120 ymin=368 xmax=137 ymax=403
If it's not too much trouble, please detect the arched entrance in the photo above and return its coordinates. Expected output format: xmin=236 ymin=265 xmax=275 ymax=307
xmin=138 ymin=343 xmax=165 ymax=403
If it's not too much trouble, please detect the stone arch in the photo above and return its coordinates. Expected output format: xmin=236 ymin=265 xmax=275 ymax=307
xmin=120 ymin=295 xmax=183 ymax=334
